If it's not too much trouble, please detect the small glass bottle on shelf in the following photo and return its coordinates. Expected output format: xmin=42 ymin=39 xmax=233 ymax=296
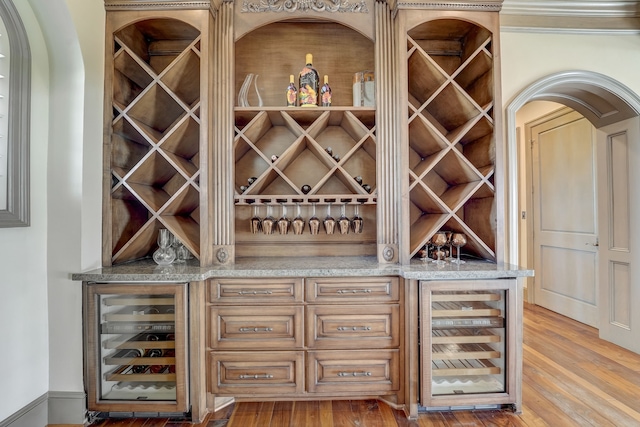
xmin=298 ymin=53 xmax=319 ymax=107
xmin=286 ymin=74 xmax=297 ymax=107
xmin=321 ymin=75 xmax=332 ymax=107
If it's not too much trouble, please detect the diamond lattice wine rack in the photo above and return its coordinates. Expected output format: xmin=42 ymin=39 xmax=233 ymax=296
xmin=106 ymin=18 xmax=202 ymax=265
xmin=406 ymin=19 xmax=497 ymax=261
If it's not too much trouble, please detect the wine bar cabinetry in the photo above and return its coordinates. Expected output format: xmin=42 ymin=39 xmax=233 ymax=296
xmin=86 ymin=0 xmax=527 ymax=422
xmin=84 ymin=283 xmax=189 ymax=414
xmin=420 ymin=280 xmax=521 ymax=410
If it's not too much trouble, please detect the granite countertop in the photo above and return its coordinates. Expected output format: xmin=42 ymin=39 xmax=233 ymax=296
xmin=71 ymin=256 xmax=533 ymax=282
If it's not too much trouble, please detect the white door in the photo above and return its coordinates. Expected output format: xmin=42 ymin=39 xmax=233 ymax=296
xmin=597 ymin=117 xmax=640 ymax=352
xmin=529 ymin=108 xmax=599 ymax=326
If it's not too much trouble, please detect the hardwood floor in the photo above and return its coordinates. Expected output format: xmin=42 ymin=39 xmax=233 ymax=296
xmin=85 ymin=303 xmax=640 ymax=427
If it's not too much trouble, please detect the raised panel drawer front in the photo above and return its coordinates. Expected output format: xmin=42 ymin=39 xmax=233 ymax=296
xmin=209 ymin=306 xmax=304 ymax=350
xmin=307 ymin=349 xmax=399 ymax=393
xmin=306 ymin=305 xmax=400 ymax=349
xmin=305 ymin=277 xmax=399 ymax=303
xmin=209 ymin=351 xmax=304 ymax=395
xmin=209 ymin=278 xmax=303 ymax=304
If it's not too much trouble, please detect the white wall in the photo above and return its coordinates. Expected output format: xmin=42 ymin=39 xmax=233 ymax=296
xmin=0 ymin=0 xmax=103 ymax=422
xmin=501 ymin=31 xmax=640 ymax=104
xmin=0 ymin=1 xmax=50 ymax=421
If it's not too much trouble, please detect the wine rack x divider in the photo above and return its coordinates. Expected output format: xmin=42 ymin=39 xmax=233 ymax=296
xmin=406 ymin=18 xmax=497 ymax=261
xmin=106 ymin=17 xmax=203 ymax=265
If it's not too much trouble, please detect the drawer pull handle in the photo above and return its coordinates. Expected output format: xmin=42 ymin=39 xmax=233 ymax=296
xmin=237 ymin=290 xmax=273 ymax=295
xmin=337 ymin=289 xmax=372 ymax=294
xmin=337 ymin=326 xmax=372 ymax=331
xmin=338 ymin=371 xmax=372 ymax=377
xmin=239 ymin=327 xmax=274 ymax=332
xmin=239 ymin=374 xmax=274 ymax=380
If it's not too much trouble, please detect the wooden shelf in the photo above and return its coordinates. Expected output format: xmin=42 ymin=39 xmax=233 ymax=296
xmin=431 ymin=358 xmax=501 ymax=377
xmin=431 ymin=328 xmax=501 ymax=344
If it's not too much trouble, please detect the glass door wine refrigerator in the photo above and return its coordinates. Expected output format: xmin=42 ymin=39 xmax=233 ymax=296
xmin=84 ymin=282 xmax=189 ymax=415
xmin=420 ymin=279 xmax=521 ymax=411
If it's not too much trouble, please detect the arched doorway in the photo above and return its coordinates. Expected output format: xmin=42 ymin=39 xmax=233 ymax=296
xmin=505 ymin=70 xmax=640 ymax=353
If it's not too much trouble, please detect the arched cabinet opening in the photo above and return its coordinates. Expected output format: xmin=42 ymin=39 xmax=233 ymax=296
xmin=233 ymin=20 xmax=378 ymax=259
xmin=105 ymin=16 xmax=205 ymax=265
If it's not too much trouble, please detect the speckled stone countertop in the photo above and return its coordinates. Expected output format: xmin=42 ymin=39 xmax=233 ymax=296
xmin=71 ymin=256 xmax=533 ymax=282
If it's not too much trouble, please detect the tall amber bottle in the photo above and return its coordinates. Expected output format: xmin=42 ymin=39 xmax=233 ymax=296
xmin=298 ymin=53 xmax=319 ymax=107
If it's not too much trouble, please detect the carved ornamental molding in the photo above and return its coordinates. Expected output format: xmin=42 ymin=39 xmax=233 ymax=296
xmin=241 ymin=0 xmax=369 ymax=13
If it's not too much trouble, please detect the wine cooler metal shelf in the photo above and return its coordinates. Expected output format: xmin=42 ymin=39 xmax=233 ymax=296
xmin=105 ymin=17 xmax=203 ymax=265
xmin=85 ymin=283 xmax=189 ymax=413
xmin=405 ymin=18 xmax=497 ymax=261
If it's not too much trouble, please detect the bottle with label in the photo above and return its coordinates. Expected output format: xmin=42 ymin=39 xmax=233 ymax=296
xmin=321 ymin=75 xmax=332 ymax=107
xmin=286 ymin=74 xmax=297 ymax=107
xmin=298 ymin=53 xmax=319 ymax=107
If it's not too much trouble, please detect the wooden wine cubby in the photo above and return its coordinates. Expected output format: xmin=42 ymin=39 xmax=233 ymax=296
xmin=399 ymin=12 xmax=502 ymax=262
xmin=103 ymin=11 xmax=209 ymax=266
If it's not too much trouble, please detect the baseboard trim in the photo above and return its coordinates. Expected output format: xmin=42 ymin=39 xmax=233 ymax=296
xmin=48 ymin=392 xmax=86 ymax=425
xmin=0 ymin=391 xmax=86 ymax=427
xmin=0 ymin=393 xmax=48 ymax=427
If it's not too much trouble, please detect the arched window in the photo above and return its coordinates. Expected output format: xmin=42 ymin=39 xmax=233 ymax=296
xmin=0 ymin=0 xmax=30 ymax=227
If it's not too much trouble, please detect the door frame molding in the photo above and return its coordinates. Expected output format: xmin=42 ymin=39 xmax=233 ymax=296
xmin=504 ymin=70 xmax=640 ymax=265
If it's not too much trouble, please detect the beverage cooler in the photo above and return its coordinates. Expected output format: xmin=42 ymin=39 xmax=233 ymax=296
xmin=419 ymin=279 xmax=520 ymax=411
xmin=84 ymin=282 xmax=190 ymax=416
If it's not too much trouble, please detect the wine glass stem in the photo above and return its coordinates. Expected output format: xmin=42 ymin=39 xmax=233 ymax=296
xmin=457 ymin=246 xmax=461 ymax=264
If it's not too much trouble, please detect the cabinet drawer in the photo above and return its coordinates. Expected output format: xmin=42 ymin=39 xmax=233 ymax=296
xmin=306 ymin=305 xmax=399 ymax=349
xmin=307 ymin=350 xmax=399 ymax=394
xmin=305 ymin=277 xmax=399 ymax=303
xmin=209 ymin=278 xmax=303 ymax=304
xmin=209 ymin=306 xmax=304 ymax=350
xmin=209 ymin=351 xmax=304 ymax=395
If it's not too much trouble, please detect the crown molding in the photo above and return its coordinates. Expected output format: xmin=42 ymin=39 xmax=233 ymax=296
xmin=104 ymin=0 xmax=211 ymax=10
xmin=394 ymin=0 xmax=503 ymax=11
xmin=501 ymin=1 xmax=638 ymax=18
xmin=500 ymin=14 xmax=640 ymax=34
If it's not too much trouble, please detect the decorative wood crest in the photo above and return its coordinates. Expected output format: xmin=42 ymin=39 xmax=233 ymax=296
xmin=241 ymin=0 xmax=369 ymax=13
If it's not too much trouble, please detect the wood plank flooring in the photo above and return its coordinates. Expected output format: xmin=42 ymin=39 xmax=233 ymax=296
xmin=85 ymin=303 xmax=640 ymax=427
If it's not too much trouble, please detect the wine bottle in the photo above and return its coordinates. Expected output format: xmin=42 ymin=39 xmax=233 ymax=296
xmin=321 ymin=75 xmax=332 ymax=107
xmin=286 ymin=74 xmax=297 ymax=107
xmin=298 ymin=53 xmax=319 ymax=107
xmin=146 ymin=349 xmax=166 ymax=374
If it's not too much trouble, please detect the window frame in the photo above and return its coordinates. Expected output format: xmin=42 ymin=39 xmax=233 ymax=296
xmin=0 ymin=0 xmax=30 ymax=227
